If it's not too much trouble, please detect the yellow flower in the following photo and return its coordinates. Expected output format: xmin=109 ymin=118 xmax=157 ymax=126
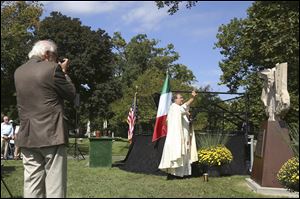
xmin=277 ymin=157 xmax=299 ymax=192
xmin=198 ymin=145 xmax=233 ymax=166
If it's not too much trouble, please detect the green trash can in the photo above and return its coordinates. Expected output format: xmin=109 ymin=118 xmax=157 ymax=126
xmin=89 ymin=137 xmax=113 ymax=167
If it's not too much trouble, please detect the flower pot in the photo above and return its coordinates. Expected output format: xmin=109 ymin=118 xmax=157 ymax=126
xmin=207 ymin=166 xmax=222 ymax=177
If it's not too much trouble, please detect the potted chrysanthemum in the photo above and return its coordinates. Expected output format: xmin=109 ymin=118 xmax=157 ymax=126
xmin=198 ymin=145 xmax=233 ymax=176
xmin=277 ymin=157 xmax=299 ymax=192
xmin=277 ymin=123 xmax=299 ymax=192
xmin=197 ymin=133 xmax=233 ymax=176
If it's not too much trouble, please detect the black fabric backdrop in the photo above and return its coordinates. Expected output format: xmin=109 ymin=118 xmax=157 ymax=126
xmin=117 ymin=134 xmax=249 ymax=176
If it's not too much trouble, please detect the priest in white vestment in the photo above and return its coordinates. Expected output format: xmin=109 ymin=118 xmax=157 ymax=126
xmin=158 ymin=91 xmax=198 ymax=179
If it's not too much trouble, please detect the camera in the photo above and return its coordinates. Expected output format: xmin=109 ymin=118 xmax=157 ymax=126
xmin=56 ymin=57 xmax=65 ymax=63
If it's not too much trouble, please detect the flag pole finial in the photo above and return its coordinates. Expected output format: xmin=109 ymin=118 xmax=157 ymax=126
xmin=135 ymin=85 xmax=138 ymax=96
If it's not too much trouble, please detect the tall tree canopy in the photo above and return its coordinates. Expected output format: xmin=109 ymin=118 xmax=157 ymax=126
xmin=35 ymin=12 xmax=120 ymax=129
xmin=215 ymin=1 xmax=299 ymax=129
xmin=112 ymin=33 xmax=195 ymax=88
xmin=110 ymin=33 xmax=196 ymax=136
xmin=1 ymin=1 xmax=43 ymax=118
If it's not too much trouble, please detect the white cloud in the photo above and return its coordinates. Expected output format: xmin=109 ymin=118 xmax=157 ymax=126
xmin=41 ymin=1 xmax=168 ymax=33
xmin=41 ymin=1 xmax=131 ymax=14
xmin=121 ymin=2 xmax=169 ymax=32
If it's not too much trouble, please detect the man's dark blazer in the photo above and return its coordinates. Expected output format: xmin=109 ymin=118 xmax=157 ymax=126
xmin=14 ymin=56 xmax=76 ymax=148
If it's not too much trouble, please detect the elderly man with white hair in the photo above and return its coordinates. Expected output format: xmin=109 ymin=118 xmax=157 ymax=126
xmin=1 ymin=115 xmax=14 ymax=160
xmin=14 ymin=40 xmax=76 ymax=198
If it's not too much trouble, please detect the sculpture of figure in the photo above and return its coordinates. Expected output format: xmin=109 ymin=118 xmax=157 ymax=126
xmin=274 ymin=63 xmax=290 ymax=116
xmin=258 ymin=63 xmax=290 ymax=121
xmin=259 ymin=68 xmax=277 ymax=121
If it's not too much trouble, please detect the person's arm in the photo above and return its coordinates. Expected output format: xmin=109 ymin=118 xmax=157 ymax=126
xmin=9 ymin=125 xmax=14 ymax=139
xmin=53 ymin=59 xmax=76 ymax=102
xmin=0 ymin=123 xmax=3 ymax=137
xmin=185 ymin=90 xmax=197 ymax=107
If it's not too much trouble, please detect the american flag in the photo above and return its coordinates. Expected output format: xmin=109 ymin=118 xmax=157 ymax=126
xmin=127 ymin=96 xmax=137 ymax=142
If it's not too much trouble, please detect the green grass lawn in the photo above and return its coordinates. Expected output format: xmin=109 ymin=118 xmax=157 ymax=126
xmin=1 ymin=139 xmax=279 ymax=198
xmin=67 ymin=137 xmax=130 ymax=156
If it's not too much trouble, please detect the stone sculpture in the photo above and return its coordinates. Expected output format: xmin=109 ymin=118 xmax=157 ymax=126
xmin=258 ymin=63 xmax=290 ymax=121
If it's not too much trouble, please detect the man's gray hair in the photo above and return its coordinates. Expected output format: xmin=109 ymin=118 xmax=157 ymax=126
xmin=28 ymin=40 xmax=57 ymax=59
xmin=172 ymin=92 xmax=180 ymax=102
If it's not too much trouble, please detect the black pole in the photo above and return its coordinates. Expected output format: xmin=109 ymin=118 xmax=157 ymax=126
xmin=1 ymin=165 xmax=13 ymax=198
xmin=73 ymin=93 xmax=85 ymax=160
xmin=1 ymin=177 xmax=13 ymax=198
xmin=245 ymin=93 xmax=250 ymax=138
xmin=171 ymin=90 xmax=245 ymax=95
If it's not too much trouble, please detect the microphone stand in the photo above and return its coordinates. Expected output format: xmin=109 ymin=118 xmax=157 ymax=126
xmin=71 ymin=93 xmax=85 ymax=160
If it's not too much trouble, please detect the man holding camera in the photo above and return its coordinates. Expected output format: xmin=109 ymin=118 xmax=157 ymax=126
xmin=14 ymin=40 xmax=76 ymax=198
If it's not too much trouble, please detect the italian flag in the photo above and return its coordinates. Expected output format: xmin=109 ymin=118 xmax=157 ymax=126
xmin=152 ymin=74 xmax=172 ymax=142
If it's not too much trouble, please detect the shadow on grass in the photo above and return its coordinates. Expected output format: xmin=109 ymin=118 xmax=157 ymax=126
xmin=1 ymin=165 xmax=21 ymax=198
xmin=1 ymin=165 xmax=17 ymax=177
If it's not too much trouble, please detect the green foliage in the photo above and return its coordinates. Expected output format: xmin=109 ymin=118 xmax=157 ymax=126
xmin=110 ymin=67 xmax=194 ymax=137
xmin=112 ymin=32 xmax=194 ymax=88
xmin=35 ymin=12 xmax=120 ymax=129
xmin=155 ymin=1 xmax=199 ymax=15
xmin=169 ymin=64 xmax=195 ymax=85
xmin=277 ymin=157 xmax=299 ymax=192
xmin=111 ymin=33 xmax=195 ymax=137
xmin=191 ymin=86 xmax=248 ymax=134
xmin=110 ymin=68 xmax=163 ymax=136
xmin=288 ymin=123 xmax=299 ymax=157
xmin=89 ymin=117 xmax=104 ymax=132
xmin=196 ymin=133 xmax=229 ymax=149
xmin=67 ymin=138 xmax=129 ymax=156
xmin=1 ymin=1 xmax=43 ymax=118
xmin=215 ymin=1 xmax=299 ymax=131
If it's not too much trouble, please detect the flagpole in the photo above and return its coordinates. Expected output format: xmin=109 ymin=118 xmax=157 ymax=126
xmin=171 ymin=90 xmax=244 ymax=95
xmin=134 ymin=85 xmax=138 ymax=111
xmin=133 ymin=86 xmax=138 ymax=138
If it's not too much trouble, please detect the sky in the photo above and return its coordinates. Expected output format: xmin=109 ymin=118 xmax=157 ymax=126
xmin=41 ymin=1 xmax=253 ymax=93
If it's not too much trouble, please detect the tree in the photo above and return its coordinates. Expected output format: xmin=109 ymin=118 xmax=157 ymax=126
xmin=155 ymin=1 xmax=199 ymax=15
xmin=110 ymin=67 xmax=194 ymax=137
xmin=35 ymin=12 xmax=120 ymax=130
xmin=112 ymin=32 xmax=196 ymax=86
xmin=1 ymin=1 xmax=43 ymax=119
xmin=110 ymin=33 xmax=196 ymax=137
xmin=215 ymin=1 xmax=299 ymax=130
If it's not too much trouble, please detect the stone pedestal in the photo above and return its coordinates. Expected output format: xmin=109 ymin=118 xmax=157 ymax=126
xmin=251 ymin=120 xmax=293 ymax=188
xmin=246 ymin=178 xmax=299 ymax=197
